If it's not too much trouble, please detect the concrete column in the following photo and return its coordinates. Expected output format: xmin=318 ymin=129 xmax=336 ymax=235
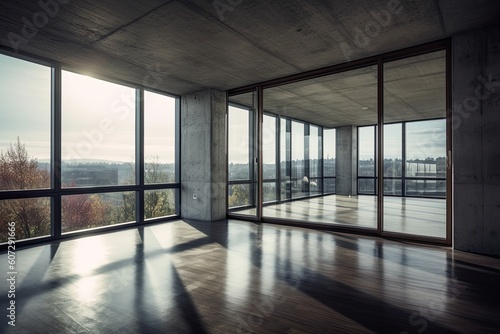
xmin=453 ymin=25 xmax=500 ymax=256
xmin=181 ymin=89 xmax=227 ymax=221
xmin=336 ymin=125 xmax=358 ymax=196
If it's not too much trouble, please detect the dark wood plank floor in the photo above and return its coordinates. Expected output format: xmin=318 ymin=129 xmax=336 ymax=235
xmin=1 ymin=219 xmax=498 ymax=333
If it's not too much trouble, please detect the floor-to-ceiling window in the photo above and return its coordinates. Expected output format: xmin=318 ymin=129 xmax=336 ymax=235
xmin=308 ymin=125 xmax=322 ymax=197
xmin=382 ymin=50 xmax=447 ymax=239
xmin=358 ymin=125 xmax=377 ymax=195
xmin=263 ymin=114 xmax=278 ymax=203
xmin=291 ymin=120 xmax=305 ymax=199
xmin=61 ymin=71 xmax=138 ymax=232
xmin=255 ymin=65 xmax=379 ymax=229
xmin=227 ymin=42 xmax=450 ymax=244
xmin=143 ymin=91 xmax=179 ymax=220
xmin=323 ymin=128 xmax=336 ymax=194
xmin=227 ymin=90 xmax=258 ymax=218
xmin=280 ymin=118 xmax=291 ymax=201
xmin=0 ymin=52 xmax=180 ymax=245
xmin=0 ymin=53 xmax=52 ymax=242
xmin=383 ymin=123 xmax=403 ymax=196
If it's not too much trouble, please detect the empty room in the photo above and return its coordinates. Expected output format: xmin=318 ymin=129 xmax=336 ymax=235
xmin=1 ymin=1 xmax=499 ymax=333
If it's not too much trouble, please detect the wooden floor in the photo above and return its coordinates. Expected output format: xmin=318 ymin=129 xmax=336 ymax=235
xmin=233 ymin=195 xmax=446 ymax=238
xmin=1 ymin=219 xmax=499 ymax=333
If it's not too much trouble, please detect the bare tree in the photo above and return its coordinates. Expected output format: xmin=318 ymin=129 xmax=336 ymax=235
xmin=124 ymin=155 xmax=175 ymax=220
xmin=0 ymin=137 xmax=49 ymax=190
xmin=0 ymin=138 xmax=51 ymax=241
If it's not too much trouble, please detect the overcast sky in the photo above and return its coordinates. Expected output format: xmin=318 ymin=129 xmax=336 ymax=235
xmin=0 ymin=54 xmax=51 ymax=160
xmin=0 ymin=54 xmax=176 ymax=164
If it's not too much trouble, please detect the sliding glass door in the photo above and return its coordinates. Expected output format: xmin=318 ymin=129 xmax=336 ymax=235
xmin=227 ymin=42 xmax=451 ymax=244
xmin=382 ymin=51 xmax=448 ymax=240
xmin=258 ymin=66 xmax=378 ymax=229
xmin=227 ymin=90 xmax=258 ymax=218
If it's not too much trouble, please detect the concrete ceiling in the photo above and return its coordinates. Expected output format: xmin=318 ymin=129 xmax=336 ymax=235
xmin=0 ymin=0 xmax=498 ymax=98
xmin=231 ymin=51 xmax=445 ymax=128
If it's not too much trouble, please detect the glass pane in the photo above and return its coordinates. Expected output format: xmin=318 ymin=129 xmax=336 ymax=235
xmin=264 ymin=65 xmax=378 ymax=229
xmin=279 ymin=181 xmax=290 ymax=201
xmin=263 ymin=182 xmax=277 ymax=203
xmin=144 ymin=91 xmax=177 ymax=184
xmin=0 ymin=54 xmax=51 ymax=190
xmin=228 ymin=105 xmax=250 ymax=181
xmin=323 ymin=129 xmax=336 ymax=177
xmin=405 ymin=179 xmax=446 ymax=197
xmin=358 ymin=126 xmax=375 ymax=177
xmin=383 ymin=50 xmax=447 ymax=239
xmin=0 ymin=198 xmax=51 ymax=242
xmin=406 ymin=120 xmax=446 ymax=178
xmin=309 ymin=177 xmax=322 ymax=196
xmin=358 ymin=179 xmax=375 ymax=194
xmin=384 ymin=123 xmax=402 ymax=178
xmin=292 ymin=121 xmax=305 ymax=199
xmin=144 ymin=189 xmax=176 ymax=219
xmin=384 ymin=179 xmax=402 ymax=196
xmin=228 ymin=184 xmax=251 ymax=209
xmin=324 ymin=178 xmax=336 ymax=194
xmin=61 ymin=71 xmax=136 ymax=188
xmin=62 ymin=192 xmax=135 ymax=233
xmin=263 ymin=115 xmax=277 ymax=180
xmin=228 ymin=90 xmax=258 ymax=217
xmin=280 ymin=118 xmax=291 ymax=197
xmin=309 ymin=126 xmax=321 ymax=178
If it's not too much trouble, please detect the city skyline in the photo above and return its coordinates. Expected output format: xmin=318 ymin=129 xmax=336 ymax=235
xmin=229 ymin=105 xmax=446 ymax=164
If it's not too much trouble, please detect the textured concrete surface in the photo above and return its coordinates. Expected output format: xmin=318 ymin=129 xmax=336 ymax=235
xmin=257 ymin=58 xmax=444 ymax=128
xmin=181 ymin=89 xmax=227 ymax=221
xmin=336 ymin=126 xmax=358 ymax=196
xmin=453 ymin=25 xmax=500 ymax=256
xmin=0 ymin=1 xmax=499 ymax=95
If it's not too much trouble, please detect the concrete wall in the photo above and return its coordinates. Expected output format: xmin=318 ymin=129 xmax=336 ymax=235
xmin=336 ymin=126 xmax=358 ymax=196
xmin=181 ymin=89 xmax=227 ymax=221
xmin=453 ymin=25 xmax=500 ymax=256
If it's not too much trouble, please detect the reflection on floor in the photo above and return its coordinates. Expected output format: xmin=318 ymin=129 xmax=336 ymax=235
xmin=384 ymin=196 xmax=446 ymax=238
xmin=1 ymin=219 xmax=498 ymax=333
xmin=232 ymin=195 xmax=446 ymax=238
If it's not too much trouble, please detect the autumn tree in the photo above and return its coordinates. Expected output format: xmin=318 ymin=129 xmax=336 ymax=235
xmin=0 ymin=138 xmax=51 ymax=241
xmin=144 ymin=189 xmax=173 ymax=219
xmin=228 ymin=185 xmax=250 ymax=207
xmin=1 ymin=139 xmax=112 ymax=241
xmin=0 ymin=137 xmax=49 ymax=190
xmin=61 ymin=191 xmax=112 ymax=233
